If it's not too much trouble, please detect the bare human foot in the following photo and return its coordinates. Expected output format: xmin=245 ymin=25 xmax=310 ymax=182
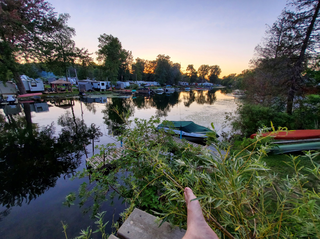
xmin=182 ymin=187 xmax=219 ymax=239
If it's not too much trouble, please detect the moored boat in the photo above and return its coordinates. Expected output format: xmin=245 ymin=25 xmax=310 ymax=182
xmin=136 ymin=88 xmax=151 ymax=94
xmin=152 ymin=88 xmax=164 ymax=94
xmin=6 ymin=95 xmax=17 ymax=105
xmin=270 ymin=141 xmax=320 ymax=154
xmin=233 ymin=89 xmax=246 ymax=98
xmin=164 ymin=85 xmax=175 ymax=93
xmin=251 ymin=129 xmax=320 ymax=154
xmin=157 ymin=121 xmax=218 ymax=144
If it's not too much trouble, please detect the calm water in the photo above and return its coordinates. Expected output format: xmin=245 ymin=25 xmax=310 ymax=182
xmin=0 ymin=89 xmax=238 ymax=239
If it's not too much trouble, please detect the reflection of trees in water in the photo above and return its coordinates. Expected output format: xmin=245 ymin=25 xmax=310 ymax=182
xmin=207 ymin=90 xmax=217 ymax=105
xmin=0 ymin=106 xmax=102 ymax=219
xmin=182 ymin=90 xmax=217 ymax=107
xmin=149 ymin=92 xmax=180 ymax=117
xmin=183 ymin=91 xmax=196 ymax=107
xmin=132 ymin=95 xmax=152 ymax=109
xmin=102 ymin=98 xmax=135 ymax=135
xmin=82 ymin=102 xmax=97 ymax=114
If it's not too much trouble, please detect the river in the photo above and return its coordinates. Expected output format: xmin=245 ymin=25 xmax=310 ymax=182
xmin=0 ymin=89 xmax=239 ymax=239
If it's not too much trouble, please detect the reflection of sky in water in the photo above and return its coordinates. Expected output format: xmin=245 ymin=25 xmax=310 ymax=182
xmin=0 ymin=90 xmax=239 ymax=238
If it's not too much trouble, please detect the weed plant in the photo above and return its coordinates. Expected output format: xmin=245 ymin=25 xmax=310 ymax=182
xmin=66 ymin=117 xmax=320 ymax=239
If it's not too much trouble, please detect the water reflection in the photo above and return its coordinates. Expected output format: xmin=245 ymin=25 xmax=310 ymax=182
xmin=103 ymin=90 xmax=220 ymax=134
xmin=0 ymin=89 xmax=237 ymax=238
xmin=182 ymin=90 xmax=217 ymax=106
xmin=0 ymin=103 xmax=102 ymax=219
xmin=103 ymin=98 xmax=135 ymax=135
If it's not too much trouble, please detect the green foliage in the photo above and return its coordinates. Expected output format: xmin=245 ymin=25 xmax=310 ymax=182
xmin=68 ymin=117 xmax=320 ymax=238
xmin=233 ymin=135 xmax=273 ymax=151
xmin=131 ymin=84 xmax=139 ymax=90
xmin=293 ymin=94 xmax=320 ymax=129
xmin=62 ymin=211 xmax=110 ymax=239
xmin=229 ymin=103 xmax=294 ymax=137
xmin=97 ymin=34 xmax=130 ymax=84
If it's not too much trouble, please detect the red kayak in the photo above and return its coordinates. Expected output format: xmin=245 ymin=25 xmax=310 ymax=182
xmin=250 ymin=130 xmax=320 ymax=140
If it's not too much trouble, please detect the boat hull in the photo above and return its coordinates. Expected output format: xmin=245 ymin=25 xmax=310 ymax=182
xmin=164 ymin=88 xmax=175 ymax=93
xmin=250 ymin=130 xmax=320 ymax=140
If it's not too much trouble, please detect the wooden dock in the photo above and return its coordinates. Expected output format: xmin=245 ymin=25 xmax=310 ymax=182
xmin=86 ymin=147 xmax=123 ymax=169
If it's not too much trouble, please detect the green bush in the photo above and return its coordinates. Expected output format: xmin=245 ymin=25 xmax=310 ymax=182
xmin=293 ymin=94 xmax=320 ymax=129
xmin=230 ymin=104 xmax=294 ymax=137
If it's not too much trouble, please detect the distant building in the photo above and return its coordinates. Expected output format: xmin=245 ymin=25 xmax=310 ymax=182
xmin=78 ymin=80 xmax=93 ymax=92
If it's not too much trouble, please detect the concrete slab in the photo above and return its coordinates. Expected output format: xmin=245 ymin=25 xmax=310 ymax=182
xmin=117 ymin=208 xmax=185 ymax=239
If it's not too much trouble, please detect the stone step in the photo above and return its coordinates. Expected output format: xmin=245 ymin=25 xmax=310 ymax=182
xmin=117 ymin=208 xmax=186 ymax=239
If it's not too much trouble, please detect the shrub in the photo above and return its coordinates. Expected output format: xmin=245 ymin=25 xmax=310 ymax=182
xmin=229 ymin=104 xmax=294 ymax=137
xmin=67 ymin=117 xmax=320 ymax=239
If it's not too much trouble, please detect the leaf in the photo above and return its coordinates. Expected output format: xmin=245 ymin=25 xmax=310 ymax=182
xmin=191 ymin=195 xmax=208 ymax=202
xmin=308 ymin=200 xmax=316 ymax=211
xmin=224 ymin=210 xmax=234 ymax=216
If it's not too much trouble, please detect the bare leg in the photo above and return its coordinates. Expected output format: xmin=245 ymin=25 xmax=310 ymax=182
xmin=182 ymin=187 xmax=219 ymax=239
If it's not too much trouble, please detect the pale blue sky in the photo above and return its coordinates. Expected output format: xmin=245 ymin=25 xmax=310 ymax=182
xmin=49 ymin=0 xmax=287 ymax=76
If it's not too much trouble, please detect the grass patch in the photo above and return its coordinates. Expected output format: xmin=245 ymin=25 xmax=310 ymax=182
xmin=262 ymin=152 xmax=320 ymax=191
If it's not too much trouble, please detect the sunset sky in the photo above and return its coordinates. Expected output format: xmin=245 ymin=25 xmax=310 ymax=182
xmin=49 ymin=0 xmax=287 ymax=77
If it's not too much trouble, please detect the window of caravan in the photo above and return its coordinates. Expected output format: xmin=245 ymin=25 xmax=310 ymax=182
xmin=30 ymin=82 xmax=37 ymax=87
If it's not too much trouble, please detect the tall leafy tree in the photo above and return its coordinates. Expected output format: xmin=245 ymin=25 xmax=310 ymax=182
xmin=253 ymin=0 xmax=320 ymax=114
xmin=143 ymin=60 xmax=156 ymax=81
xmin=154 ymin=54 xmax=172 ymax=85
xmin=198 ymin=65 xmax=210 ymax=82
xmin=208 ymin=65 xmax=221 ymax=84
xmin=186 ymin=64 xmax=198 ymax=83
xmin=97 ymin=34 xmax=130 ymax=85
xmin=132 ymin=58 xmax=145 ymax=81
xmin=42 ymin=14 xmax=90 ymax=82
xmin=170 ymin=63 xmax=182 ymax=85
xmin=0 ymin=0 xmax=58 ymax=94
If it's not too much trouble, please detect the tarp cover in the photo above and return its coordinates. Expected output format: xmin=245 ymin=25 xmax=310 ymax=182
xmin=159 ymin=121 xmax=213 ymax=134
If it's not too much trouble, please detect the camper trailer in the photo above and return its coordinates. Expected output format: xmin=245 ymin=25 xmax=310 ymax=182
xmin=116 ymin=81 xmax=130 ymax=89
xmin=78 ymin=80 xmax=93 ymax=92
xmin=21 ymin=75 xmax=44 ymax=92
xmin=92 ymin=81 xmax=107 ymax=91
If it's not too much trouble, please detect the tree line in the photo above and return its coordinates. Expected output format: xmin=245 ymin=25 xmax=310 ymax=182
xmin=0 ymin=0 xmax=228 ymax=95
